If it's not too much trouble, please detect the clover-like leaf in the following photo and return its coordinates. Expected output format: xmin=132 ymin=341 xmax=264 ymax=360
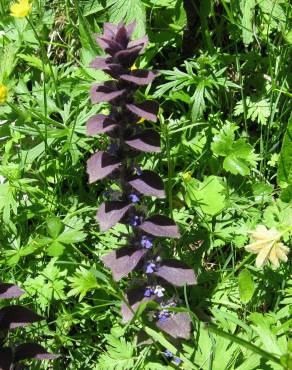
xmin=139 ymin=215 xmax=180 ymax=238
xmin=96 ymin=201 xmax=132 ymax=231
xmin=154 ymin=260 xmax=196 ymax=286
xmin=128 ymin=170 xmax=165 ymax=198
xmin=87 ymin=151 xmax=121 ymax=183
xmin=156 ymin=312 xmax=192 ymax=339
xmin=102 ymin=247 xmax=147 ymax=281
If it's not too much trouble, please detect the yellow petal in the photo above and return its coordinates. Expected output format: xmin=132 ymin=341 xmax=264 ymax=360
xmin=250 ymin=225 xmax=268 ymax=239
xmin=255 ymin=246 xmax=271 ymax=268
xmin=269 ymin=246 xmax=279 ymax=268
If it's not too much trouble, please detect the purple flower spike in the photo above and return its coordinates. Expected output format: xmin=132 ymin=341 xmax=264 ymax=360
xmin=146 ymin=262 xmax=156 ymax=274
xmin=141 ymin=235 xmax=153 ymax=249
xmin=86 ymin=21 xmax=196 ymax=348
xmin=129 ymin=194 xmax=140 ymax=203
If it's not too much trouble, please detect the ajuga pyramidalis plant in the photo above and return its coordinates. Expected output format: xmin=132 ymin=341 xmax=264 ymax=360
xmin=0 ymin=283 xmax=57 ymax=369
xmin=87 ymin=22 xmax=196 ymax=344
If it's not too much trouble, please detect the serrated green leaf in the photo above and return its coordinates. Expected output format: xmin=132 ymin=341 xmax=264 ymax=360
xmin=47 ymin=216 xmax=64 ymax=239
xmin=47 ymin=241 xmax=65 ymax=257
xmin=211 ymin=122 xmax=235 ymax=156
xmin=238 ymin=269 xmax=255 ymax=303
xmin=240 ymin=0 xmax=256 ymax=46
xmin=106 ymin=0 xmax=146 ymax=37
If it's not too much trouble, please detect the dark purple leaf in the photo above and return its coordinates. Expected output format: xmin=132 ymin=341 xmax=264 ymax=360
xmin=15 ymin=343 xmax=59 ymax=361
xmin=121 ymin=286 xmax=155 ymax=323
xmin=139 ymin=215 xmax=180 ymax=238
xmin=0 ymin=283 xmax=24 ymax=299
xmin=95 ymin=36 xmax=123 ymax=55
xmin=126 ymin=101 xmax=159 ymax=122
xmin=0 ymin=347 xmax=13 ymax=370
xmin=154 ymin=260 xmax=197 ymax=286
xmin=101 ymin=247 xmax=147 ymax=281
xmin=87 ymin=151 xmax=121 ymax=183
xmin=103 ymin=63 xmax=125 ymax=79
xmin=125 ymin=130 xmax=161 ymax=153
xmin=120 ymin=70 xmax=158 ymax=85
xmin=128 ymin=35 xmax=149 ymax=52
xmin=96 ymin=201 xmax=132 ymax=231
xmin=86 ymin=115 xmax=117 ymax=136
xmin=0 ymin=305 xmax=44 ymax=330
xmin=156 ymin=312 xmax=192 ymax=339
xmin=126 ymin=21 xmax=136 ymax=38
xmin=89 ymin=57 xmax=112 ymax=69
xmin=128 ymin=170 xmax=165 ymax=198
xmin=115 ymin=26 xmax=129 ymax=48
xmin=103 ymin=22 xmax=118 ymax=38
xmin=115 ymin=45 xmax=143 ymax=68
xmin=90 ymin=81 xmax=126 ymax=104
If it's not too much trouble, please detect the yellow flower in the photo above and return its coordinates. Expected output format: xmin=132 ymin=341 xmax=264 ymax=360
xmin=182 ymin=171 xmax=192 ymax=182
xmin=10 ymin=0 xmax=32 ymax=18
xmin=130 ymin=63 xmax=137 ymax=71
xmin=245 ymin=225 xmax=289 ymax=268
xmin=0 ymin=84 xmax=8 ymax=104
xmin=137 ymin=117 xmax=145 ymax=124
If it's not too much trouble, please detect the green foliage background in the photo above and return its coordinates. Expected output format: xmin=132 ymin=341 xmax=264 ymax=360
xmin=0 ymin=0 xmax=291 ymax=368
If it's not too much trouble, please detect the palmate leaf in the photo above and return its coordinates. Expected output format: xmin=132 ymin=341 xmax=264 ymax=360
xmin=68 ymin=266 xmax=98 ymax=301
xmin=97 ymin=334 xmax=135 ymax=370
xmin=106 ymin=0 xmax=146 ymax=38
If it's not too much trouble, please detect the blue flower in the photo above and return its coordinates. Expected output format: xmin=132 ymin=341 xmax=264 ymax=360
xmin=174 ymin=357 xmax=182 ymax=365
xmin=164 ymin=349 xmax=173 ymax=358
xmin=129 ymin=194 xmax=140 ymax=203
xmin=146 ymin=262 xmax=156 ymax=274
xmin=144 ymin=288 xmax=154 ymax=297
xmin=141 ymin=235 xmax=153 ymax=249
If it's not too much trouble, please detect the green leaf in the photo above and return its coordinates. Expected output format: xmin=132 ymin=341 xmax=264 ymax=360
xmin=97 ymin=334 xmax=135 ymax=370
xmin=68 ymin=266 xmax=98 ymax=301
xmin=211 ymin=122 xmax=235 ymax=156
xmin=185 ymin=176 xmax=226 ymax=216
xmin=240 ymin=0 xmax=256 ymax=46
xmin=47 ymin=241 xmax=65 ymax=257
xmin=238 ymin=269 xmax=255 ymax=303
xmin=57 ymin=229 xmax=86 ymax=244
xmin=223 ymin=140 xmax=258 ymax=176
xmin=46 ymin=217 xmax=64 ymax=239
xmin=277 ymin=112 xmax=292 ymax=188
xmin=106 ymin=0 xmax=146 ymax=37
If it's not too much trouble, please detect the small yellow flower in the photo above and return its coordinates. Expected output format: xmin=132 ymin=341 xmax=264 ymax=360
xmin=137 ymin=117 xmax=145 ymax=124
xmin=245 ymin=225 xmax=289 ymax=268
xmin=0 ymin=84 xmax=8 ymax=104
xmin=182 ymin=171 xmax=192 ymax=182
xmin=130 ymin=63 xmax=137 ymax=71
xmin=10 ymin=0 xmax=32 ymax=18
